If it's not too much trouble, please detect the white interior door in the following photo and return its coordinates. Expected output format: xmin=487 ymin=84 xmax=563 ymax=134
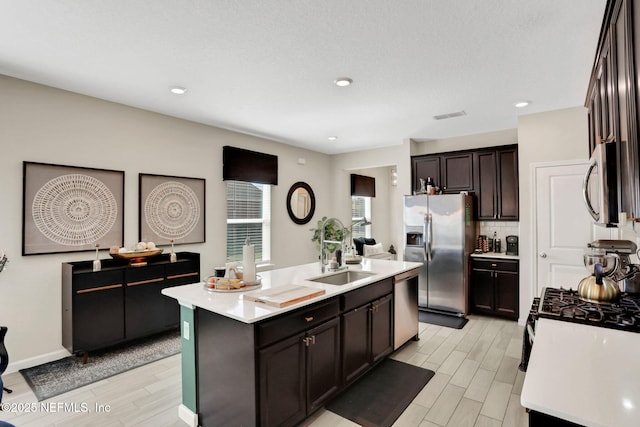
xmin=534 ymin=161 xmax=612 ymax=295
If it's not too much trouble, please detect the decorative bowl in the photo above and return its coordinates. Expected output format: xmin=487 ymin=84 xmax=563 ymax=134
xmin=110 ymin=249 xmax=163 ymax=266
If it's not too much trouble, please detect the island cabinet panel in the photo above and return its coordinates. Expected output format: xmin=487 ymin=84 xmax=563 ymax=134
xmin=341 ymin=280 xmax=393 ymax=386
xmin=470 ymin=258 xmax=519 ymax=320
xmin=190 ymin=274 xmax=406 ymax=426
xmin=62 ymin=252 xmax=200 ymax=354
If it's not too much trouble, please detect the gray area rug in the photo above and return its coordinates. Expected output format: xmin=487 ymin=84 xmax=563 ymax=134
xmin=20 ymin=330 xmax=180 ymax=401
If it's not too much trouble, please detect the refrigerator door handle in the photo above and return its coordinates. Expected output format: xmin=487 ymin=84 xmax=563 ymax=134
xmin=425 ymin=213 xmax=433 ymax=261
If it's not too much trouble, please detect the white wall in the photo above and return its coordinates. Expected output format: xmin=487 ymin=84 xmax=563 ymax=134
xmin=0 ymin=75 xmax=334 ymax=369
xmin=517 ymin=106 xmax=590 ymax=320
xmin=411 ymin=128 xmax=518 ymax=155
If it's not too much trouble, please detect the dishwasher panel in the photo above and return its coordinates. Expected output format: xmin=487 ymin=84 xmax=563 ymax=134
xmin=393 ymin=269 xmax=419 ymax=350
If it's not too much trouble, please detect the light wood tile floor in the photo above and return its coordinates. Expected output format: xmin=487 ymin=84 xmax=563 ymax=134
xmin=0 ymin=315 xmax=528 ymax=426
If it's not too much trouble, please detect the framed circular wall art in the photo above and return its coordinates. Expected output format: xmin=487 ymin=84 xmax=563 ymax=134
xmin=139 ymin=174 xmax=206 ymax=245
xmin=22 ymin=161 xmax=124 ymax=255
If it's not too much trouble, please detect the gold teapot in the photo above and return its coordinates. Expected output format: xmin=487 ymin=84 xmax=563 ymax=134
xmin=578 ymin=260 xmax=620 ymax=303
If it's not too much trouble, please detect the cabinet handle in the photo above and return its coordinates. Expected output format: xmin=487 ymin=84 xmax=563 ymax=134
xmin=303 ymin=336 xmax=316 ymax=347
xmin=304 ymin=316 xmax=314 ymax=322
xmin=491 ymin=263 xmax=497 ymax=267
xmin=127 ymin=277 xmax=164 ymax=287
xmin=76 ymin=283 xmax=123 ymax=294
xmin=310 ymin=335 xmax=316 ymax=345
xmin=166 ymin=272 xmax=198 ymax=280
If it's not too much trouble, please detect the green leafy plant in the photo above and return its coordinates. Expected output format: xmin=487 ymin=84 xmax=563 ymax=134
xmin=310 ymin=216 xmax=350 ymax=258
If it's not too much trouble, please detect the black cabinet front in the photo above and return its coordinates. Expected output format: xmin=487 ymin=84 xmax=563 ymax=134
xmin=470 ymin=258 xmax=519 ymax=320
xmin=62 ymin=252 xmax=200 ymax=354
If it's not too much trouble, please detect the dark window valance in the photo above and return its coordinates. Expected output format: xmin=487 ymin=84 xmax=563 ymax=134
xmin=351 ymin=174 xmax=375 ymax=197
xmin=223 ymin=146 xmax=278 ymax=185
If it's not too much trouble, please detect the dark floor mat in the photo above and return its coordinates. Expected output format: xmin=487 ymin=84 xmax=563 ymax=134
xmin=419 ymin=311 xmax=468 ymax=329
xmin=326 ymin=358 xmax=435 ymax=427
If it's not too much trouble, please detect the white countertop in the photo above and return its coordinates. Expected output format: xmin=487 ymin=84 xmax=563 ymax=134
xmin=521 ymin=318 xmax=640 ymax=427
xmin=470 ymin=252 xmax=519 ymax=260
xmin=162 ymin=258 xmax=422 ymax=324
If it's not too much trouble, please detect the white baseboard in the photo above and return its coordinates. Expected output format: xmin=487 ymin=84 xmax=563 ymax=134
xmin=178 ymin=404 xmax=198 ymax=427
xmin=5 ymin=349 xmax=71 ymax=374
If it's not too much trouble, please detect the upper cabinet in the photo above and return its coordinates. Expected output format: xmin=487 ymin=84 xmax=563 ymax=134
xmin=586 ymin=0 xmax=640 ymax=221
xmin=411 ymin=144 xmax=519 ymax=221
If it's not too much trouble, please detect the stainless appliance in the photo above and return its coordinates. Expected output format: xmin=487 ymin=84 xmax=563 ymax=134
xmin=403 ymin=194 xmax=476 ymax=315
xmin=393 ymin=269 xmax=419 ymax=350
xmin=587 ymin=239 xmax=640 ymax=293
xmin=506 ymin=235 xmax=518 ymax=255
xmin=583 ymin=141 xmax=618 ymax=225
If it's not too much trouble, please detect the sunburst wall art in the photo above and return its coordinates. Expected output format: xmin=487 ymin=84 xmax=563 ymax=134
xmin=139 ymin=174 xmax=205 ymax=245
xmin=22 ymin=162 xmax=124 ymax=255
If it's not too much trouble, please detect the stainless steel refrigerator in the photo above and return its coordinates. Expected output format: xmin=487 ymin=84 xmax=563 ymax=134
xmin=403 ymin=194 xmax=476 ymax=315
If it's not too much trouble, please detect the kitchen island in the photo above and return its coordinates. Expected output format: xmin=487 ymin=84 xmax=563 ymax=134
xmin=162 ymin=258 xmax=422 ymax=427
xmin=521 ymin=318 xmax=640 ymax=426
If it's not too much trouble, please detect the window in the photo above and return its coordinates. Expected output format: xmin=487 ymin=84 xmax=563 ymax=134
xmin=226 ymin=181 xmax=271 ymax=264
xmin=351 ymin=196 xmax=371 ymax=239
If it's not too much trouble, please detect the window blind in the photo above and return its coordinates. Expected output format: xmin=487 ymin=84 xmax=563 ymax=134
xmin=226 ymin=181 xmax=271 ymax=263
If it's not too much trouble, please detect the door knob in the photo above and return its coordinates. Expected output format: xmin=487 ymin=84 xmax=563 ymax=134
xmin=539 ymin=252 xmax=547 ymax=258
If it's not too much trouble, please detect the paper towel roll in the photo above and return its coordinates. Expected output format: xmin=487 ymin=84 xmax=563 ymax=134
xmin=243 ymin=241 xmax=256 ymax=283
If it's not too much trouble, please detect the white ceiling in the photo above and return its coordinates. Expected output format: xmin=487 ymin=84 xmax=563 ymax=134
xmin=0 ymin=0 xmax=606 ymax=154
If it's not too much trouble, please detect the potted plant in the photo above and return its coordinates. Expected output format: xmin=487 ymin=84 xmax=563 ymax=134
xmin=310 ymin=216 xmax=349 ymax=260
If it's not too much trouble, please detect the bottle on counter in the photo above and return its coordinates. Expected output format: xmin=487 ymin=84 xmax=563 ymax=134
xmin=495 ymin=238 xmax=501 ymax=253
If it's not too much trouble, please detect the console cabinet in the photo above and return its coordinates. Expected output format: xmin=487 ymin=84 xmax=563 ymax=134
xmin=62 ymin=252 xmax=200 ymax=354
xmin=470 ymin=258 xmax=519 ymax=320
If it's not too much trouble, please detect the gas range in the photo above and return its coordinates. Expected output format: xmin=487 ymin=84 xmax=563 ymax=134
xmin=535 ymin=287 xmax=640 ymax=333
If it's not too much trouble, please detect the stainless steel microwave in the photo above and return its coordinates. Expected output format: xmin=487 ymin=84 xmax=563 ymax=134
xmin=583 ymin=141 xmax=618 ymax=226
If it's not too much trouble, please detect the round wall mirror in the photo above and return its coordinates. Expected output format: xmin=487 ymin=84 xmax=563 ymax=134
xmin=286 ymin=181 xmax=315 ymax=225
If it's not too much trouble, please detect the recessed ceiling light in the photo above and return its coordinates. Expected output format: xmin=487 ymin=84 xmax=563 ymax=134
xmin=328 ymin=136 xmax=338 ymax=141
xmin=170 ymin=86 xmax=187 ymax=95
xmin=334 ymin=78 xmax=353 ymax=87
xmin=514 ymin=101 xmax=530 ymax=108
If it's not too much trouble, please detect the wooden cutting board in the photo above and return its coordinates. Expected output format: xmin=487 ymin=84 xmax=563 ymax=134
xmin=243 ymin=284 xmax=325 ymax=307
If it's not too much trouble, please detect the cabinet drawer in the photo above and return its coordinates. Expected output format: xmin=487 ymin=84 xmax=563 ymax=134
xmin=342 ymin=278 xmax=393 ymax=312
xmin=73 ymin=270 xmax=124 ymax=292
xmin=125 ymin=265 xmax=165 ymax=286
xmin=257 ymin=297 xmax=339 ymax=348
xmin=165 ymin=260 xmax=200 ymax=279
xmin=472 ymin=259 xmax=518 ymax=272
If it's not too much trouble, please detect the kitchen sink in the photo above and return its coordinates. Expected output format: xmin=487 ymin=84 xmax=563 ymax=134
xmin=308 ymin=270 xmax=376 ymax=286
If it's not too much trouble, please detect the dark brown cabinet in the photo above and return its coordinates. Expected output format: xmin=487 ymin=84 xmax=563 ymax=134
xmin=470 ymin=258 xmax=519 ymax=320
xmin=259 ymin=317 xmax=340 ymax=427
xmin=586 ymin=0 xmax=640 ymax=221
xmin=62 ymin=252 xmax=200 ymax=354
xmin=442 ymin=152 xmax=474 ymax=192
xmin=412 ymin=156 xmax=440 ymax=193
xmin=341 ymin=293 xmax=393 ymax=385
xmin=411 ymin=145 xmax=519 ymax=220
xmin=476 ymin=147 xmax=519 ymax=220
xmin=196 ymin=276 xmax=399 ymax=427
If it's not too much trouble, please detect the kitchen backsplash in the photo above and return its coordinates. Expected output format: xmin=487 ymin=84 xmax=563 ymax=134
xmin=478 ymin=221 xmax=520 ymax=251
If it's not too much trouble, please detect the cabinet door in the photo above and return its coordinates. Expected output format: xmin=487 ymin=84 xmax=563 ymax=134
xmin=259 ymin=333 xmax=306 ymax=427
xmin=494 ymin=271 xmax=519 ymax=320
xmin=370 ymin=294 xmax=393 ymax=364
xmin=73 ymin=271 xmax=125 ymax=351
xmin=125 ymin=266 xmax=166 ymax=339
xmin=306 ymin=318 xmax=341 ymax=413
xmin=497 ymin=148 xmax=519 ymax=220
xmin=164 ymin=260 xmax=200 ymax=327
xmin=442 ymin=153 xmax=474 ymax=192
xmin=474 ymin=151 xmax=497 ymax=220
xmin=470 ymin=268 xmax=494 ymax=314
xmin=341 ymin=304 xmax=370 ymax=384
xmin=412 ymin=156 xmax=440 ymax=193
